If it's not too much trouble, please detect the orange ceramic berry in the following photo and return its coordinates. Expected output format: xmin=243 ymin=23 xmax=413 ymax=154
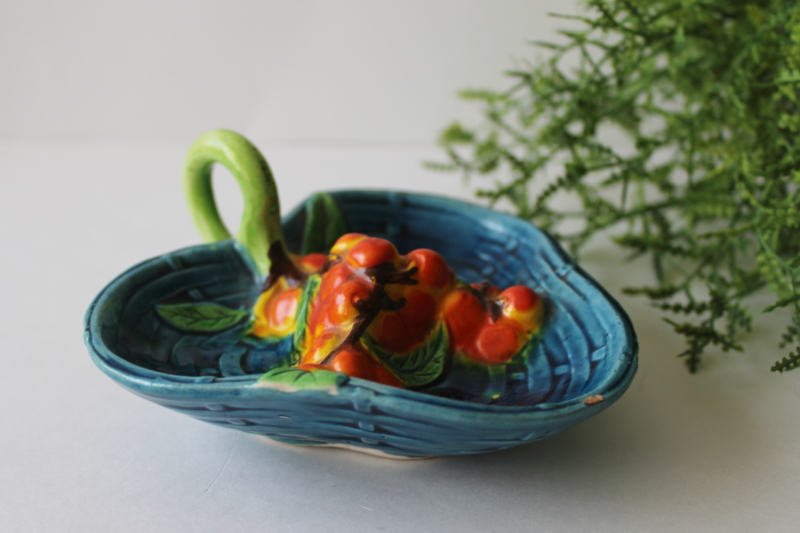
xmin=318 ymin=262 xmax=354 ymax=300
xmin=347 ymin=237 xmax=399 ymax=268
xmin=499 ymin=285 xmax=538 ymax=312
xmin=378 ymin=313 xmax=409 ymax=352
xmin=499 ymin=285 xmax=543 ymax=333
xmin=474 ymin=321 xmax=522 ymax=364
xmin=297 ymin=253 xmax=326 ymax=273
xmin=250 ymin=278 xmax=301 ymax=338
xmin=329 ymin=347 xmax=370 ymax=377
xmin=327 ymin=280 xmax=371 ymax=325
xmin=329 ymin=347 xmax=400 ymax=387
xmin=330 ymin=233 xmax=368 ymax=256
xmin=400 ymin=289 xmax=437 ymax=342
xmin=377 ymin=288 xmax=437 ymax=352
xmin=406 ymin=249 xmax=452 ymax=288
xmin=442 ymin=289 xmax=486 ymax=349
xmin=268 ymin=287 xmax=301 ymax=331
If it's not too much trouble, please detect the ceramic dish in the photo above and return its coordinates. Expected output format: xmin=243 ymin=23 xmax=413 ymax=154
xmin=85 ymin=130 xmax=637 ymax=458
xmin=85 ymin=186 xmax=637 ymax=458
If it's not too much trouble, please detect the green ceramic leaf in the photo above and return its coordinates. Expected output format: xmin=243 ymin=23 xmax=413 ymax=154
xmin=302 ymin=192 xmax=347 ymax=254
xmin=292 ymin=274 xmax=321 ymax=357
xmin=363 ymin=325 xmax=449 ymax=387
xmin=156 ymin=303 xmax=249 ymax=333
xmin=257 ymin=367 xmax=348 ymax=392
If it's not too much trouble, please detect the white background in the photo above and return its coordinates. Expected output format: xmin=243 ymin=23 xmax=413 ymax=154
xmin=2 ymin=2 xmax=800 ymax=532
xmin=1 ymin=0 xmax=580 ymax=145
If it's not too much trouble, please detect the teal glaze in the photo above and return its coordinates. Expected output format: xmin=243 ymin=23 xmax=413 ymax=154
xmin=84 ymin=190 xmax=638 ymax=458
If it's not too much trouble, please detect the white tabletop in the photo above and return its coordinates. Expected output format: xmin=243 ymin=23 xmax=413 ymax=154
xmin=2 ymin=141 xmax=799 ymax=533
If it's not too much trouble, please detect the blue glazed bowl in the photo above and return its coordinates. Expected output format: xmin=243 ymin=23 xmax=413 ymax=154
xmin=84 ymin=190 xmax=637 ymax=458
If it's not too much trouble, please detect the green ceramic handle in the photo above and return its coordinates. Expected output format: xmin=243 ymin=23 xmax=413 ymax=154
xmin=182 ymin=129 xmax=285 ymax=276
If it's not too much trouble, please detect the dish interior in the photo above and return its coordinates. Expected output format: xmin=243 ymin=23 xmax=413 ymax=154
xmin=96 ymin=191 xmax=635 ymax=407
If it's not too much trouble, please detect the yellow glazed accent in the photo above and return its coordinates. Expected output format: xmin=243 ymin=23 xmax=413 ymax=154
xmin=501 ymin=295 xmax=544 ymax=335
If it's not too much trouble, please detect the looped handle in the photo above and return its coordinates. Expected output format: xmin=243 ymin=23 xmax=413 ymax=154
xmin=182 ymin=129 xmax=285 ymax=275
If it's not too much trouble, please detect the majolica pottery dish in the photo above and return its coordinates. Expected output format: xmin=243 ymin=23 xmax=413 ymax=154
xmin=84 ymin=130 xmax=637 ymax=458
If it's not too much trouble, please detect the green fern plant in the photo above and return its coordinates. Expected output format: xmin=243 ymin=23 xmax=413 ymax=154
xmin=430 ymin=0 xmax=800 ymax=372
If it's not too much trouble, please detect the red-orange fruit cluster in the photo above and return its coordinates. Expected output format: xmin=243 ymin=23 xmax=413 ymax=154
xmin=250 ymin=233 xmax=544 ymax=387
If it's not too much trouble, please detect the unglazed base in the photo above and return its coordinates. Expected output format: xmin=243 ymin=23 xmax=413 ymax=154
xmin=260 ymin=436 xmax=432 ymax=460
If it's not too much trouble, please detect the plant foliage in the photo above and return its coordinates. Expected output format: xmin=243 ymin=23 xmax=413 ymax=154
xmin=430 ymin=0 xmax=800 ymax=372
